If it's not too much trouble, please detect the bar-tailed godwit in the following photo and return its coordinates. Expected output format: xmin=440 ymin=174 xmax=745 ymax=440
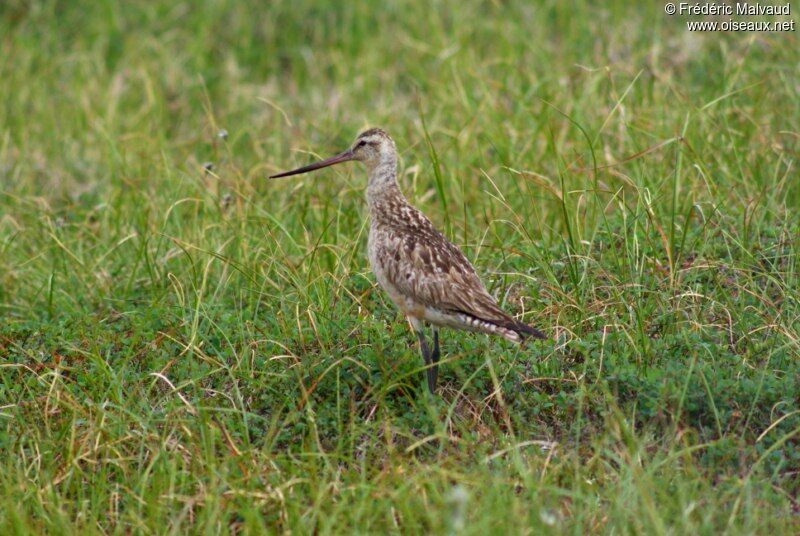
xmin=271 ymin=128 xmax=545 ymax=393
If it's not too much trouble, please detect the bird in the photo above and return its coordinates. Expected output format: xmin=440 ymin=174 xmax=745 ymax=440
xmin=270 ymin=128 xmax=545 ymax=393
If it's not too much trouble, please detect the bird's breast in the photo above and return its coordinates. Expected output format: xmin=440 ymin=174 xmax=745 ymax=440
xmin=368 ymin=224 xmax=424 ymax=319
xmin=367 ymin=225 xmax=393 ymax=290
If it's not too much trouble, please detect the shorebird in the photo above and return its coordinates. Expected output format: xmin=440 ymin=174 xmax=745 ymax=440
xmin=270 ymin=128 xmax=545 ymax=393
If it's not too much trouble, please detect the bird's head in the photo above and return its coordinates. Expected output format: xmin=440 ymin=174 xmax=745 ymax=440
xmin=270 ymin=128 xmax=396 ymax=179
xmin=348 ymin=128 xmax=396 ymax=168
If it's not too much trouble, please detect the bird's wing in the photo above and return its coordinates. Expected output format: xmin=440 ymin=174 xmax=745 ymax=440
xmin=374 ymin=212 xmax=521 ymax=329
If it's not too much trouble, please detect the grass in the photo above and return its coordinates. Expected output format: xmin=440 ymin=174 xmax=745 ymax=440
xmin=1 ymin=0 xmax=798 ymax=533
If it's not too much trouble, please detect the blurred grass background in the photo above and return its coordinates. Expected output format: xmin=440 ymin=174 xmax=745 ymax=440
xmin=1 ymin=0 xmax=799 ymax=533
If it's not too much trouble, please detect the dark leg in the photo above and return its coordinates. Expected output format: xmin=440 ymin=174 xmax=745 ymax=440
xmin=415 ymin=329 xmax=437 ymax=394
xmin=429 ymin=327 xmax=440 ymax=391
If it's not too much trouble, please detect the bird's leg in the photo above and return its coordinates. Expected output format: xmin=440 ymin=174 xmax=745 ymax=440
xmin=415 ymin=329 xmax=437 ymax=394
xmin=429 ymin=327 xmax=440 ymax=391
xmin=410 ymin=317 xmax=437 ymax=393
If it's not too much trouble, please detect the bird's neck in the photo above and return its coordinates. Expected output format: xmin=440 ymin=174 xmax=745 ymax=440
xmin=366 ymin=158 xmax=406 ymax=213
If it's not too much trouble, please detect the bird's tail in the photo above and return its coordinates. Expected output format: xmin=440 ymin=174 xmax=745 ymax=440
xmin=496 ymin=318 xmax=546 ymax=344
xmin=458 ymin=305 xmax=546 ymax=344
xmin=513 ymin=322 xmax=546 ymax=342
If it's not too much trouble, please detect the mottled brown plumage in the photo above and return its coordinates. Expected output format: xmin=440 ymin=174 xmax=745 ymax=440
xmin=271 ymin=128 xmax=545 ymax=393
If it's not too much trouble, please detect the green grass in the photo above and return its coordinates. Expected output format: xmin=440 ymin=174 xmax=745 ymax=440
xmin=1 ymin=0 xmax=799 ymax=533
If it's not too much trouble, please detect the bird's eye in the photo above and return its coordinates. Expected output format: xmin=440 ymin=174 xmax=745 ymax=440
xmin=357 ymin=140 xmax=367 ymax=148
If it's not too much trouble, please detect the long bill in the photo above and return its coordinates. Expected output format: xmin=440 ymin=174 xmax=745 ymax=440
xmin=269 ymin=150 xmax=354 ymax=179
